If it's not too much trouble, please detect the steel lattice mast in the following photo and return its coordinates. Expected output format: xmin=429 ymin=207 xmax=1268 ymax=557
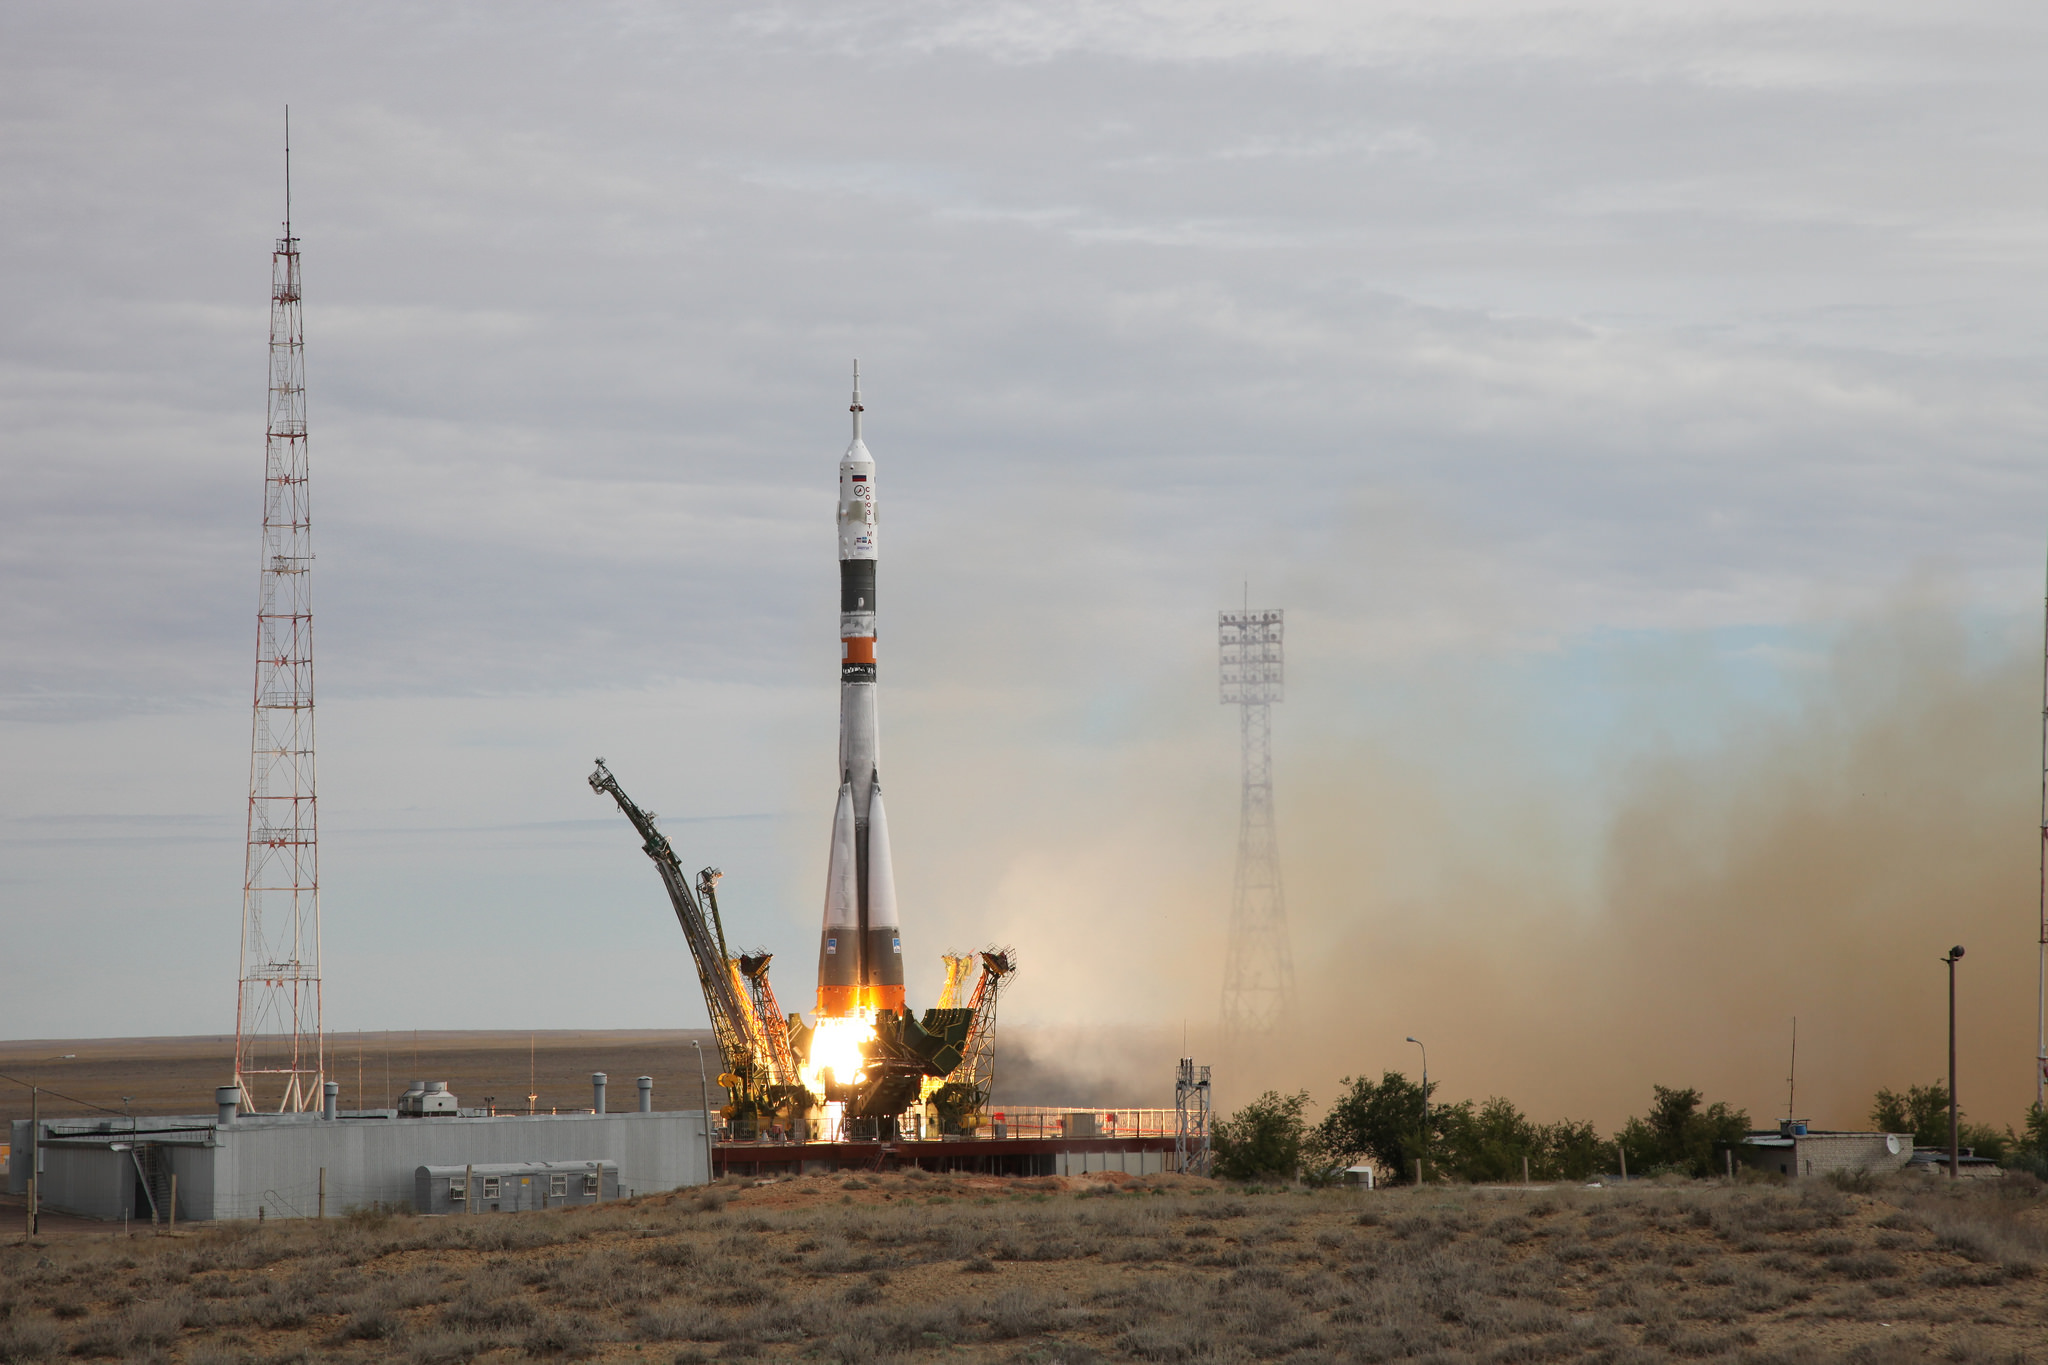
xmin=234 ymin=121 xmax=323 ymax=1113
xmin=1219 ymin=605 xmax=1293 ymax=1042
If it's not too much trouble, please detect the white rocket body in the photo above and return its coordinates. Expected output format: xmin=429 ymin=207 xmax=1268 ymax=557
xmin=817 ymin=366 xmax=904 ymax=1017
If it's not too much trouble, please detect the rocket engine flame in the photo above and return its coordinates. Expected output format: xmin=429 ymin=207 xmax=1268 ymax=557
xmin=801 ymin=1011 xmax=876 ymax=1095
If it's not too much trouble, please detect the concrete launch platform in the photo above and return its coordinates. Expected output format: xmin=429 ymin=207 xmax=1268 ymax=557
xmin=715 ymin=1133 xmax=1181 ymax=1179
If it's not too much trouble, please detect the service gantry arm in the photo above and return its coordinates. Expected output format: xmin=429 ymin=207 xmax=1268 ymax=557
xmin=956 ymin=948 xmax=1015 ymax=1106
xmin=588 ymin=759 xmax=757 ymax=1094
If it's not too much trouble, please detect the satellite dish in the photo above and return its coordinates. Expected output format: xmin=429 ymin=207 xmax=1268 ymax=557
xmin=1886 ymin=1134 xmax=1901 ymax=1155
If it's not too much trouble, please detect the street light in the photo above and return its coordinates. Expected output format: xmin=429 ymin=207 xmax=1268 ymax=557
xmin=1406 ymin=1037 xmax=1428 ymax=1184
xmin=1944 ymin=946 xmax=1965 ymax=1180
xmin=690 ymin=1040 xmax=715 ymax=1184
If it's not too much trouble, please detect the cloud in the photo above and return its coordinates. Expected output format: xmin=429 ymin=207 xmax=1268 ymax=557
xmin=1 ymin=2 xmax=2044 ymax=1133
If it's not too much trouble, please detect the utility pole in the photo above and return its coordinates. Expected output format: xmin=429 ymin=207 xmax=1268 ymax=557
xmin=27 ymin=1085 xmax=37 ymax=1236
xmin=234 ymin=109 xmax=323 ymax=1114
xmin=1945 ymin=945 xmax=1966 ymax=1179
xmin=1218 ymin=601 xmax=1293 ymax=1043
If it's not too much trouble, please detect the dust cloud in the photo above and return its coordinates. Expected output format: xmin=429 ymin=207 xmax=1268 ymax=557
xmin=950 ymin=589 xmax=2043 ymax=1135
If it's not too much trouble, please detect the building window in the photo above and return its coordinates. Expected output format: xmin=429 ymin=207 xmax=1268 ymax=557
xmin=483 ymin=1177 xmax=500 ymax=1197
xmin=449 ymin=1179 xmax=466 ymax=1201
xmin=584 ymin=1173 xmax=600 ymax=1194
xmin=550 ymin=1174 xmax=567 ymax=1196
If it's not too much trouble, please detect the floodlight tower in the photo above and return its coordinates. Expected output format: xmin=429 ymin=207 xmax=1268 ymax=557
xmin=1219 ymin=604 xmax=1294 ymax=1042
xmin=234 ymin=118 xmax=323 ymax=1113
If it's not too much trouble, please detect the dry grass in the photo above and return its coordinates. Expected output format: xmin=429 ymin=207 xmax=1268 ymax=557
xmin=2 ymin=1171 xmax=2045 ymax=1363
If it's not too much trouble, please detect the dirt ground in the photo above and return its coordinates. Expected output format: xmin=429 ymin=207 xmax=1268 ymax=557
xmin=2 ymin=1169 xmax=2045 ymax=1364
xmin=0 ymin=1032 xmax=722 ymax=1128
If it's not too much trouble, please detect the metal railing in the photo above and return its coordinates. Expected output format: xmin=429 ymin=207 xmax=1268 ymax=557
xmin=718 ymin=1106 xmax=1201 ymax=1144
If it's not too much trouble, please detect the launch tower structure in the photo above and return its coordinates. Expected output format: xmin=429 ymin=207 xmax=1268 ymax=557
xmin=1219 ymin=606 xmax=1293 ymax=1042
xmin=234 ymin=125 xmax=323 ymax=1113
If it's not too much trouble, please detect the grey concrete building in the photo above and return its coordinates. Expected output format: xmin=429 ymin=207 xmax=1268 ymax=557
xmin=10 ymin=1106 xmax=710 ymax=1222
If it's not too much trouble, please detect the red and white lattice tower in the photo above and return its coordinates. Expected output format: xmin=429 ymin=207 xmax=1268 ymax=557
xmin=234 ymin=128 xmax=323 ymax=1113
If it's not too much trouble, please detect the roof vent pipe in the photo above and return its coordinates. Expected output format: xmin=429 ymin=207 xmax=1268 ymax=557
xmin=637 ymin=1075 xmax=653 ymax=1113
xmin=323 ymin=1081 xmax=340 ymax=1120
xmin=216 ymin=1086 xmax=240 ymax=1126
xmin=592 ymin=1072 xmax=607 ymax=1114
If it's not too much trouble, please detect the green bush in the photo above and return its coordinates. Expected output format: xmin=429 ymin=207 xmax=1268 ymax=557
xmin=1426 ymin=1097 xmax=1608 ymax=1183
xmin=1315 ymin=1073 xmax=1606 ymax=1184
xmin=1315 ymin=1072 xmax=1429 ymax=1183
xmin=1870 ymin=1081 xmax=1953 ymax=1147
xmin=1871 ymin=1083 xmax=2027 ymax=1162
xmin=1616 ymin=1085 xmax=1748 ymax=1178
xmin=2013 ymin=1104 xmax=2048 ymax=1177
xmin=1211 ymin=1090 xmax=1311 ymax=1182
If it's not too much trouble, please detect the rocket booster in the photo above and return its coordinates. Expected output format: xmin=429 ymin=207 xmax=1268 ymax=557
xmin=817 ymin=363 xmax=905 ymax=1018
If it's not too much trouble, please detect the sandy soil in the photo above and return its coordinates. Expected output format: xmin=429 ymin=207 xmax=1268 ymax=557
xmin=2 ymin=1169 xmax=2044 ymax=1363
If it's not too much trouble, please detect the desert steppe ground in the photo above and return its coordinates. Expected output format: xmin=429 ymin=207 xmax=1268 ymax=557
xmin=0 ymin=1032 xmax=722 ymax=1127
xmin=4 ymin=1169 xmax=2047 ymax=1364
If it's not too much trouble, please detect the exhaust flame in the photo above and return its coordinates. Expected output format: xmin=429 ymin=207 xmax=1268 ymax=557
xmin=802 ymin=1011 xmax=875 ymax=1096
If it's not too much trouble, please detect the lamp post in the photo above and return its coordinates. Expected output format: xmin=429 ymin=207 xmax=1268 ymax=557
xmin=690 ymin=1040 xmax=715 ymax=1184
xmin=1944 ymin=946 xmax=1965 ymax=1179
xmin=1406 ymin=1036 xmax=1428 ymax=1184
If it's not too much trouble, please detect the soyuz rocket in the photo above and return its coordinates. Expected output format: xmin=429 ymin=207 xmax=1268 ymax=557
xmin=816 ymin=363 xmax=906 ymax=1019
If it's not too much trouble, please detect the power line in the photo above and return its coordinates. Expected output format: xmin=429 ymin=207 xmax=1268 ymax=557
xmin=0 ymin=1071 xmax=129 ymax=1118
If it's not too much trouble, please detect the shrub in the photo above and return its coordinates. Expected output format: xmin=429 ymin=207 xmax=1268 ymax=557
xmin=1616 ymin=1086 xmax=1748 ymax=1178
xmin=0 ymin=1320 xmax=59 ymax=1363
xmin=332 ymin=1307 xmax=400 ymax=1342
xmin=1870 ymin=1082 xmax=1952 ymax=1147
xmin=1212 ymin=1091 xmax=1312 ymax=1183
xmin=982 ymin=1287 xmax=1060 ymax=1339
xmin=1317 ymin=1072 xmax=1428 ymax=1181
xmin=524 ymin=1313 xmax=600 ymax=1358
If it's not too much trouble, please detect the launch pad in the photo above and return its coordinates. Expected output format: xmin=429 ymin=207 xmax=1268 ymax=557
xmin=588 ymin=368 xmax=1024 ymax=1152
xmin=582 ymin=373 xmax=1216 ymax=1176
xmin=711 ymin=1102 xmax=1201 ymax=1177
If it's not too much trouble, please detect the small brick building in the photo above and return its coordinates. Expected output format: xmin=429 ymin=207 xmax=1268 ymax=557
xmin=1734 ymin=1122 xmax=1913 ymax=1179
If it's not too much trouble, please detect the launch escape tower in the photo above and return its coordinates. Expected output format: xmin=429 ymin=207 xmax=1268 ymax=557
xmin=1218 ymin=606 xmax=1294 ymax=1043
xmin=234 ymin=126 xmax=323 ymax=1113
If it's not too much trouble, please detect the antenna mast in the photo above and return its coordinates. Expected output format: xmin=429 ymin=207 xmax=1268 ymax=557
xmin=1786 ymin=1017 xmax=1797 ymax=1120
xmin=1218 ymin=603 xmax=1294 ymax=1043
xmin=233 ymin=115 xmax=323 ymax=1113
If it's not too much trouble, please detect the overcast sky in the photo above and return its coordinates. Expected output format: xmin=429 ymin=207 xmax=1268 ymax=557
xmin=5 ymin=2 xmax=2046 ymax=1125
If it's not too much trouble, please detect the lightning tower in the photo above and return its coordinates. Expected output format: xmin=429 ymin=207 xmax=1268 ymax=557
xmin=1219 ymin=604 xmax=1293 ymax=1042
xmin=234 ymin=117 xmax=323 ymax=1113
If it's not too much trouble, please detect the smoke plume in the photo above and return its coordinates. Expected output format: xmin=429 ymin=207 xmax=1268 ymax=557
xmin=907 ymin=582 xmax=2042 ymax=1134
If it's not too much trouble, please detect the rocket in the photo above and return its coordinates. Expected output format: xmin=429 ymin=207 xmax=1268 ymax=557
xmin=817 ymin=363 xmax=906 ymax=1018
